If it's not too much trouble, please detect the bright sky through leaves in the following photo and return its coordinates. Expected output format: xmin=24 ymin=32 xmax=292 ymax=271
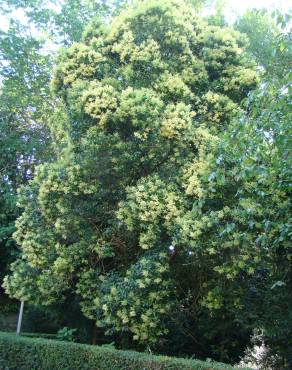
xmin=0 ymin=0 xmax=291 ymax=32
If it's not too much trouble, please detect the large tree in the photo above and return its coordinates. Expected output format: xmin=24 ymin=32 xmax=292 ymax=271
xmin=4 ymin=0 xmax=258 ymax=362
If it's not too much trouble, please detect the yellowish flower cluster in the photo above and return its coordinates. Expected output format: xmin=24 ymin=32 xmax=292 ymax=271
xmin=201 ymin=91 xmax=238 ymax=125
xmin=160 ymin=102 xmax=196 ymax=140
xmin=83 ymin=82 xmax=119 ymax=126
xmin=93 ymin=252 xmax=173 ymax=343
xmin=118 ymin=176 xmax=183 ymax=249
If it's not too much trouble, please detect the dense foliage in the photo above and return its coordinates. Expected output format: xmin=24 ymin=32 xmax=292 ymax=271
xmin=3 ymin=0 xmax=259 ymax=362
xmin=185 ymin=23 xmax=292 ymax=367
xmin=1 ymin=0 xmax=291 ymax=367
xmin=0 ymin=332 xmax=248 ymax=370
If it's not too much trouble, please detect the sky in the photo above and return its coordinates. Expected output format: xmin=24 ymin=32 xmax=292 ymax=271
xmin=221 ymin=0 xmax=291 ymax=23
xmin=226 ymin=0 xmax=290 ymax=14
xmin=0 ymin=0 xmax=291 ymax=32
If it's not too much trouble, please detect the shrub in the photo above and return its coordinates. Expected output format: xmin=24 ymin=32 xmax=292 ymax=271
xmin=0 ymin=331 xmax=249 ymax=370
xmin=56 ymin=326 xmax=77 ymax=342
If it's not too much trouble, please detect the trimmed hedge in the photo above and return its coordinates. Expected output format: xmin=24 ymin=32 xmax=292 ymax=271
xmin=20 ymin=332 xmax=57 ymax=339
xmin=0 ymin=332 xmax=248 ymax=370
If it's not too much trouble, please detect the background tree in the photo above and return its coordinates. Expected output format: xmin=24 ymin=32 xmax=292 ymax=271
xmin=0 ymin=0 xmax=125 ymax=333
xmin=4 ymin=0 xmax=258 ymax=362
xmin=235 ymin=9 xmax=280 ymax=72
xmin=2 ymin=0 xmax=128 ymax=45
xmin=0 ymin=21 xmax=53 ymax=290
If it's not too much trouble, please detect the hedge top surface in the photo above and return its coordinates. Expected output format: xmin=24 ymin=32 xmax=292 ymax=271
xmin=0 ymin=331 xmax=250 ymax=370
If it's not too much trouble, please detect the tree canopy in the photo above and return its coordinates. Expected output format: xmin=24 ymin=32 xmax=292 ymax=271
xmin=3 ymin=0 xmax=260 ymax=362
xmin=2 ymin=0 xmax=291 ymax=367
